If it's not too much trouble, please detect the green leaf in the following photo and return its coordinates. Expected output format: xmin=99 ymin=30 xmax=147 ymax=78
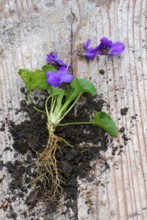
xmin=49 ymin=87 xmax=65 ymax=97
xmin=18 ymin=69 xmax=50 ymax=92
xmin=92 ymin=111 xmax=118 ymax=137
xmin=30 ymin=70 xmax=49 ymax=91
xmin=18 ymin=69 xmax=32 ymax=92
xmin=42 ymin=65 xmax=57 ymax=73
xmin=71 ymin=78 xmax=97 ymax=96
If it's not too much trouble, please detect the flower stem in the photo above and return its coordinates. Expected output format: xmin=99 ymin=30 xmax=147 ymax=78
xmin=33 ymin=106 xmax=46 ymax=114
xmin=58 ymin=93 xmax=81 ymax=123
xmin=58 ymin=121 xmax=92 ymax=126
xmin=45 ymin=95 xmax=51 ymax=120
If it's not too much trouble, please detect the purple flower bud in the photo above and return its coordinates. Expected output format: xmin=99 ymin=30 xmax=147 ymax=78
xmin=46 ymin=67 xmax=74 ymax=88
xmin=46 ymin=53 xmax=72 ymax=71
xmin=46 ymin=52 xmax=67 ymax=68
xmin=97 ymin=37 xmax=125 ymax=55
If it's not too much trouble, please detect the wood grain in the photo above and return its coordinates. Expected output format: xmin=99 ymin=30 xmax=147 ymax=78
xmin=0 ymin=0 xmax=147 ymax=219
xmin=72 ymin=0 xmax=147 ymax=219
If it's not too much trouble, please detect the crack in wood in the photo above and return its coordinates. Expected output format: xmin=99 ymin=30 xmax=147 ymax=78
xmin=70 ymin=8 xmax=76 ymax=67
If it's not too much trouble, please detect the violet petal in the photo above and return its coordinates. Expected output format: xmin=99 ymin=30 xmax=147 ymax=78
xmin=47 ymin=74 xmax=61 ymax=87
xmin=109 ymin=42 xmax=125 ymax=55
xmin=60 ymin=74 xmax=74 ymax=83
xmin=83 ymin=39 xmax=91 ymax=50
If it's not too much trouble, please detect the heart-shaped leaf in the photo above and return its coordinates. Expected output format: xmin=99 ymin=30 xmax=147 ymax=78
xmin=71 ymin=78 xmax=97 ymax=96
xmin=42 ymin=65 xmax=57 ymax=73
xmin=92 ymin=111 xmax=118 ymax=137
xmin=18 ymin=69 xmax=50 ymax=92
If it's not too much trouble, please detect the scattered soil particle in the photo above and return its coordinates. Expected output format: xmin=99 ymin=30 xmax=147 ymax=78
xmin=6 ymin=211 xmax=17 ymax=220
xmin=122 ymin=134 xmax=130 ymax=142
xmin=120 ymin=107 xmax=129 ymax=116
xmin=120 ymin=145 xmax=124 ymax=149
xmin=6 ymin=92 xmax=116 ymax=218
xmin=99 ymin=69 xmax=105 ymax=75
xmin=25 ymin=186 xmax=43 ymax=208
xmin=119 ymin=126 xmax=125 ymax=133
xmin=20 ymin=87 xmax=25 ymax=94
xmin=3 ymin=147 xmax=13 ymax=152
xmin=0 ymin=160 xmax=4 ymax=170
xmin=131 ymin=115 xmax=137 ymax=119
xmin=112 ymin=146 xmax=118 ymax=155
xmin=0 ymin=122 xmax=5 ymax=131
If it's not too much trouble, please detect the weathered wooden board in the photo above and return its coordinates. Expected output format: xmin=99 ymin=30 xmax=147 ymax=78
xmin=0 ymin=0 xmax=147 ymax=219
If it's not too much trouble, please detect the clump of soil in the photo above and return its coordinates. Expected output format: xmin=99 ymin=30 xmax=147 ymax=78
xmin=5 ymin=89 xmax=114 ymax=218
xmin=120 ymin=107 xmax=129 ymax=115
xmin=99 ymin=69 xmax=105 ymax=75
xmin=0 ymin=122 xmax=5 ymax=131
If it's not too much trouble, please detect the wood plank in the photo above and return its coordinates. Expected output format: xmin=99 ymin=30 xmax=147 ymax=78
xmin=0 ymin=0 xmax=147 ymax=219
xmin=0 ymin=0 xmax=73 ymax=219
xmin=72 ymin=0 xmax=147 ymax=219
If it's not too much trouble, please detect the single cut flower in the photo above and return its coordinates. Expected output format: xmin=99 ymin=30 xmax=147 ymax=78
xmin=97 ymin=37 xmax=125 ymax=55
xmin=46 ymin=67 xmax=74 ymax=88
xmin=77 ymin=37 xmax=125 ymax=60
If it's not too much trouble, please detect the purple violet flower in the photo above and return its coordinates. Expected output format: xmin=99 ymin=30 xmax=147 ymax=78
xmin=46 ymin=67 xmax=74 ymax=88
xmin=77 ymin=37 xmax=125 ymax=60
xmin=97 ymin=37 xmax=125 ymax=55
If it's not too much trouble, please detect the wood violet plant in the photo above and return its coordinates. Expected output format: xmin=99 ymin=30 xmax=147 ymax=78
xmin=18 ymin=37 xmax=125 ymax=200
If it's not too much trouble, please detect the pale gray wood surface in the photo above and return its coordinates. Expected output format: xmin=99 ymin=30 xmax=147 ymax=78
xmin=0 ymin=0 xmax=147 ymax=219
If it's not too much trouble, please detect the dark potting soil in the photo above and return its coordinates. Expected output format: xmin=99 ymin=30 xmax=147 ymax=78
xmin=5 ymin=89 xmax=117 ymax=218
